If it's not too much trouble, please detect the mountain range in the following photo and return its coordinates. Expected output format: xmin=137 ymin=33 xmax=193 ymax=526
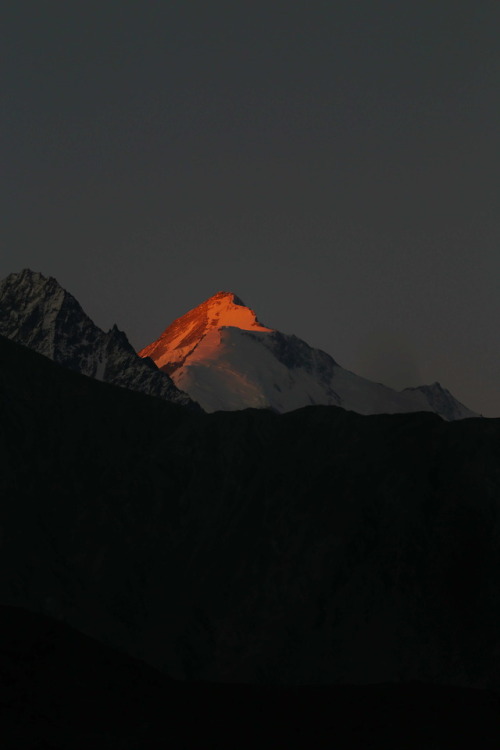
xmin=139 ymin=289 xmax=478 ymax=419
xmin=0 ymin=269 xmax=478 ymax=420
xmin=1 ymin=269 xmax=500 ymax=745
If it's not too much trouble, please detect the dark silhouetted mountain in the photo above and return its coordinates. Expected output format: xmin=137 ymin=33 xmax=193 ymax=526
xmin=0 ymin=268 xmax=194 ymax=407
xmin=1 ymin=605 xmax=500 ymax=749
xmin=0 ymin=332 xmax=499 ymax=692
xmin=139 ymin=290 xmax=478 ymax=419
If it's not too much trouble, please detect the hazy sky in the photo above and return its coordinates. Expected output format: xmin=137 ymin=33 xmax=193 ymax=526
xmin=3 ymin=2 xmax=499 ymax=416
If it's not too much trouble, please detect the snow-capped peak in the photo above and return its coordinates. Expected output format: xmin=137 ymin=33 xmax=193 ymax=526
xmin=138 ymin=293 xmax=479 ymax=420
xmin=197 ymin=291 xmax=272 ymax=332
xmin=138 ymin=291 xmax=273 ymax=374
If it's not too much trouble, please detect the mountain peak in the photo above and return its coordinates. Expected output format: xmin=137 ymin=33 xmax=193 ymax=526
xmin=4 ymin=268 xmax=63 ymax=295
xmin=402 ymin=382 xmax=477 ymax=421
xmin=0 ymin=268 xmax=193 ymax=407
xmin=138 ymin=291 xmax=479 ymax=419
xmin=200 ymin=291 xmax=271 ymax=329
xmin=207 ymin=291 xmax=245 ymax=306
xmin=138 ymin=292 xmax=273 ymax=373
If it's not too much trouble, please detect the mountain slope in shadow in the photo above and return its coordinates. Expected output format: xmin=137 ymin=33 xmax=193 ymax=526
xmin=1 ymin=605 xmax=499 ymax=749
xmin=1 ymin=332 xmax=500 ymax=691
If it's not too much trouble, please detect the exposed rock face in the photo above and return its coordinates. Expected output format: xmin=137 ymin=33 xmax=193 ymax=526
xmin=139 ymin=291 xmax=478 ymax=419
xmin=0 ymin=269 xmax=193 ymax=406
xmin=0 ymin=333 xmax=498 ymax=689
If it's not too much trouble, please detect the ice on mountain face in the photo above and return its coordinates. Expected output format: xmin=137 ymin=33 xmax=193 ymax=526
xmin=139 ymin=292 xmax=479 ymax=420
xmin=170 ymin=327 xmax=430 ymax=416
xmin=0 ymin=269 xmax=193 ymax=407
xmin=171 ymin=327 xmax=341 ymax=413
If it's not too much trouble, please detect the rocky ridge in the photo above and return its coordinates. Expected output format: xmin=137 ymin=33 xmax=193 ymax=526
xmin=0 ymin=269 xmax=193 ymax=407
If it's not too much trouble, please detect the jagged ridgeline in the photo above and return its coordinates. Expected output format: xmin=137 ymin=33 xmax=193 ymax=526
xmin=0 ymin=269 xmax=194 ymax=407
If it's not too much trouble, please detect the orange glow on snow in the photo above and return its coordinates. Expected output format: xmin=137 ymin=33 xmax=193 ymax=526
xmin=138 ymin=291 xmax=273 ymax=373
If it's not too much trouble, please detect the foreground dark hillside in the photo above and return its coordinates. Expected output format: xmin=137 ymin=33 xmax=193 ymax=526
xmin=1 ymin=605 xmax=500 ymax=749
xmin=1 ymin=334 xmax=500 ymax=691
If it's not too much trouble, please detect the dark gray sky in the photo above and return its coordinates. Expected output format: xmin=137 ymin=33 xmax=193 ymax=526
xmin=3 ymin=2 xmax=499 ymax=415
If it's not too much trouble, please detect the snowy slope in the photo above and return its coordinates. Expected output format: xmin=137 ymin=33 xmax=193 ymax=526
xmin=139 ymin=292 xmax=478 ymax=420
xmin=0 ymin=269 xmax=193 ymax=407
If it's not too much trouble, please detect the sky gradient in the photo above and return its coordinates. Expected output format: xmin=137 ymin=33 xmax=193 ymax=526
xmin=3 ymin=2 xmax=499 ymax=416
